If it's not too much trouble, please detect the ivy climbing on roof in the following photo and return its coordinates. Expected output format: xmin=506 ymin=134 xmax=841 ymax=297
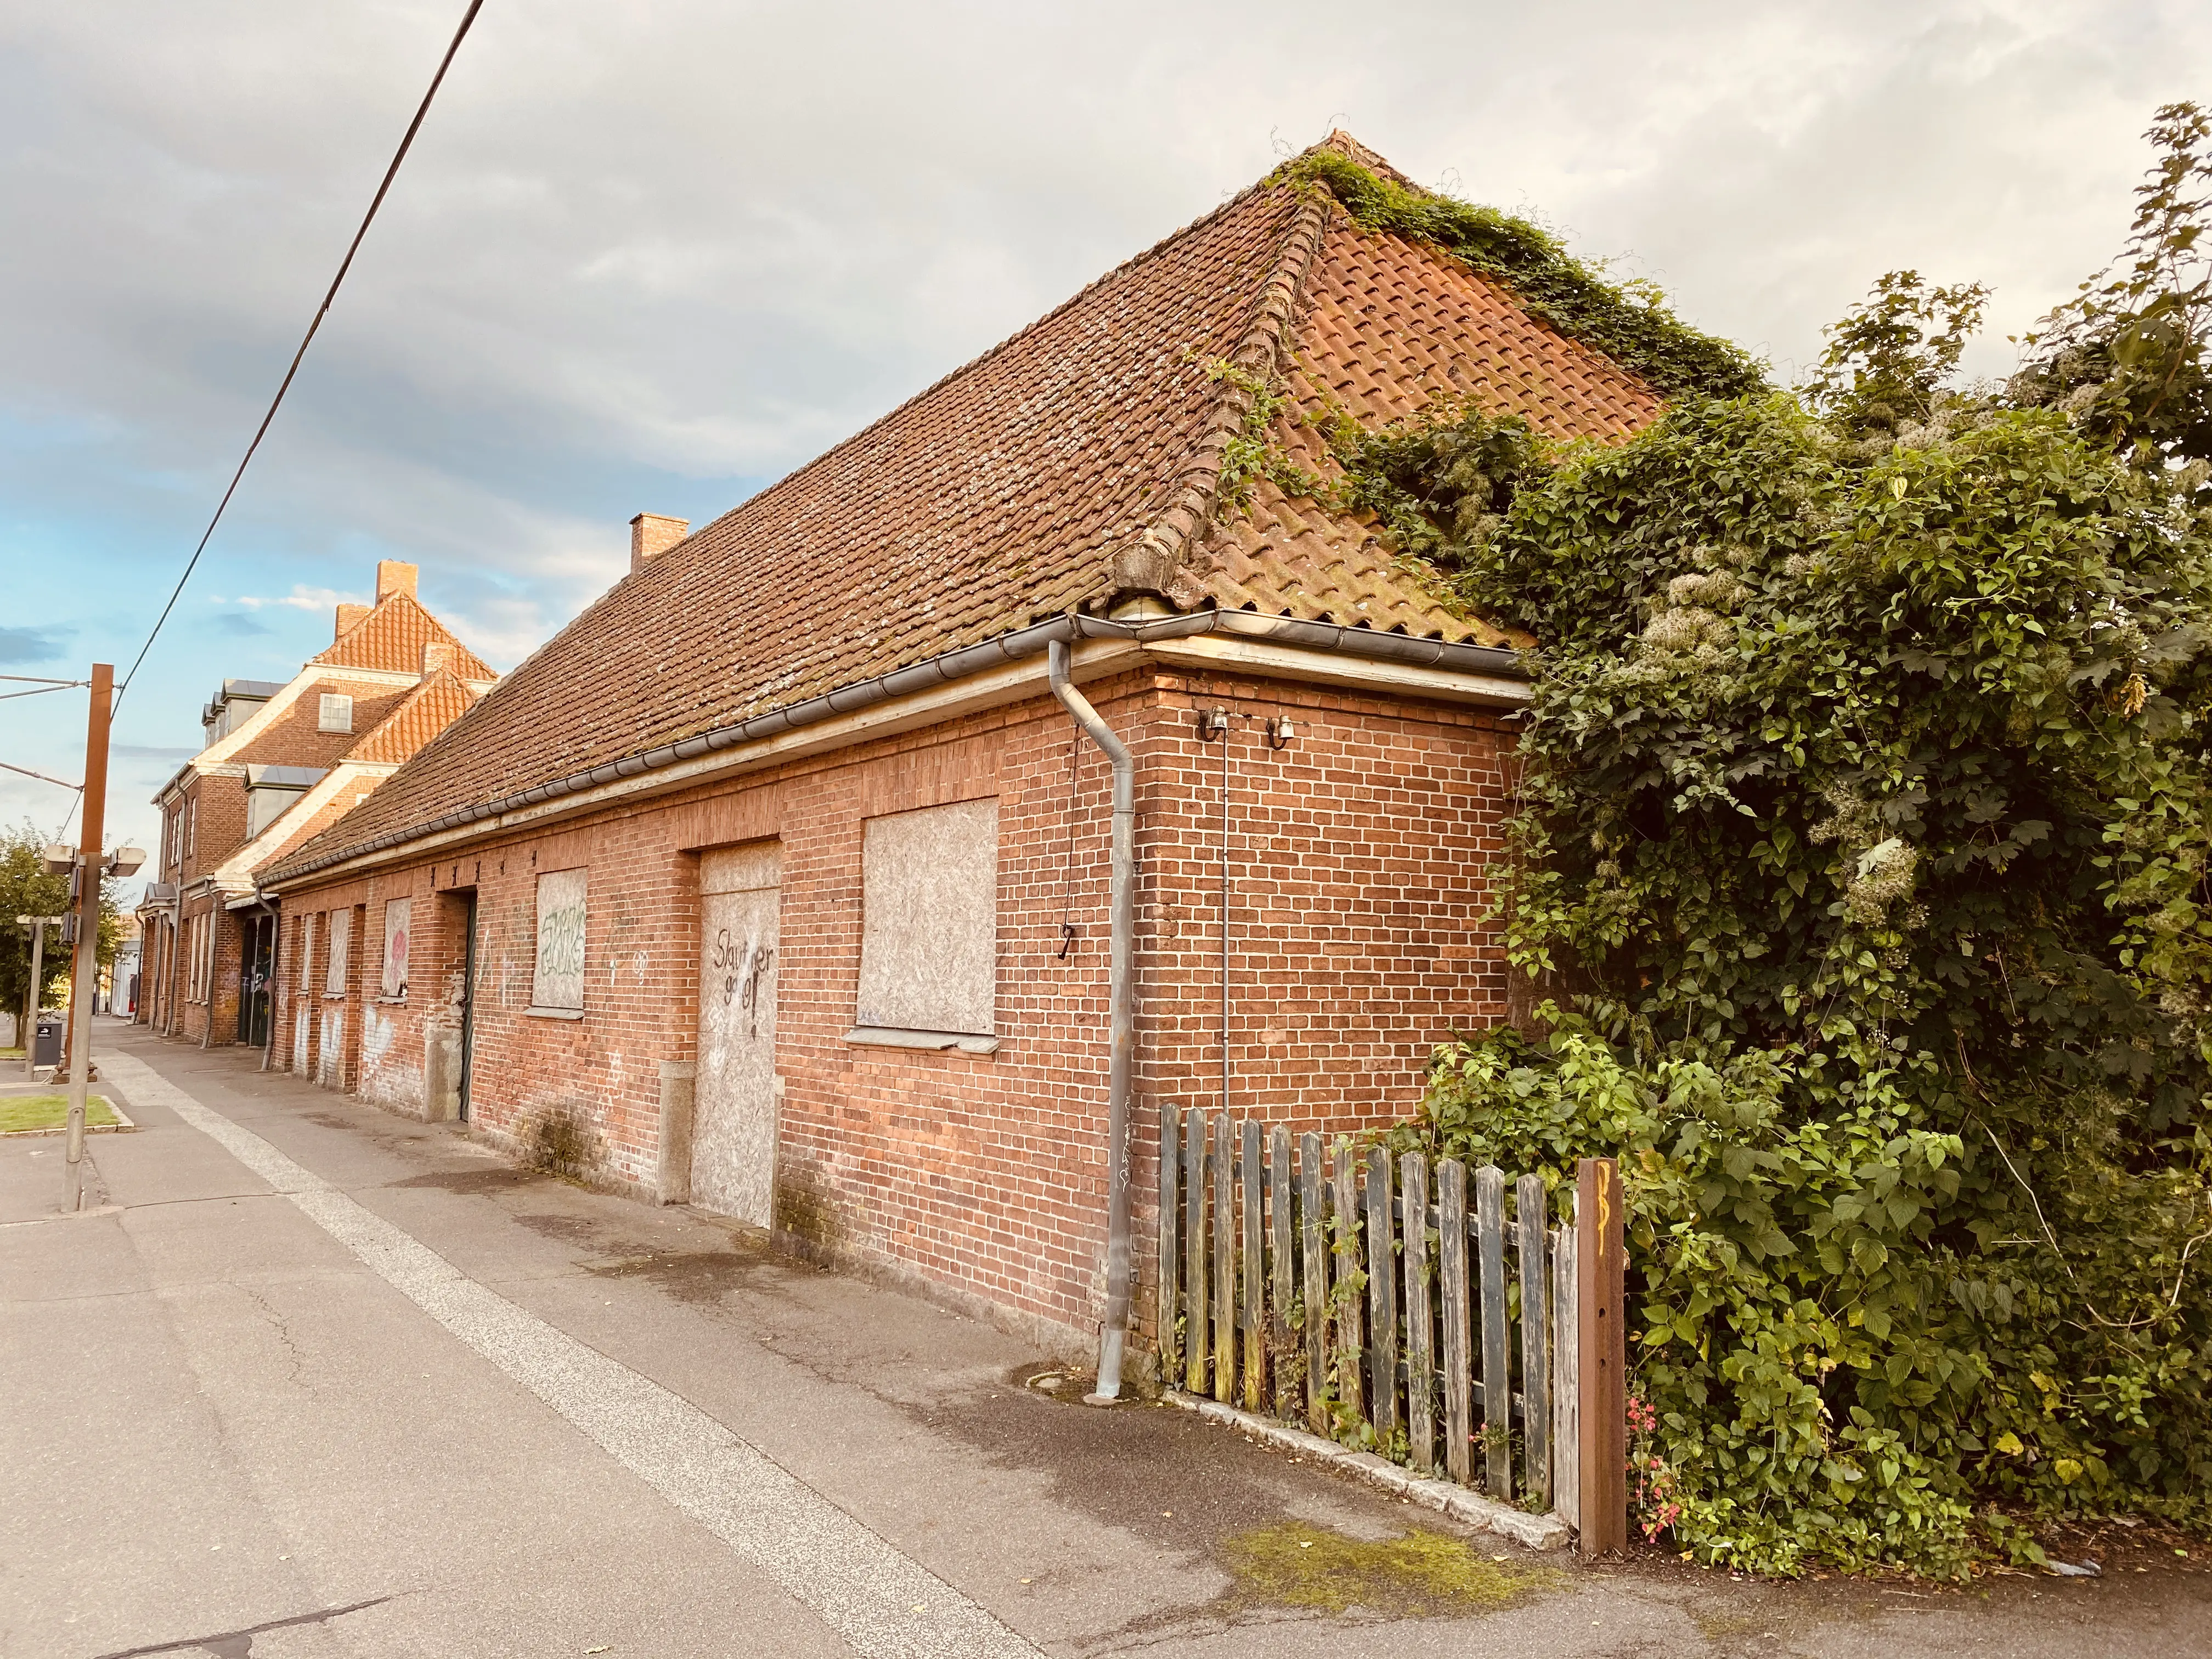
xmin=1280 ymin=148 xmax=1767 ymax=403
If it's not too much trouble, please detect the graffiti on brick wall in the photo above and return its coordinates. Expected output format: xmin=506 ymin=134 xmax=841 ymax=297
xmin=533 ymin=868 xmax=587 ymax=1010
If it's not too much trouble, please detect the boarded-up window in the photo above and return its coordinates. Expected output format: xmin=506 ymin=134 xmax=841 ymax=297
xmin=297 ymin=911 xmax=316 ymax=990
xmin=381 ymin=898 xmax=411 ymax=998
xmin=857 ymin=798 xmax=997 ymax=1035
xmin=533 ymin=869 xmax=588 ymax=1011
xmin=325 ymin=908 xmax=351 ymax=996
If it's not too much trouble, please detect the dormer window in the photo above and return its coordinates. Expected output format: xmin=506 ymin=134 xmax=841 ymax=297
xmin=318 ymin=693 xmax=354 ymax=734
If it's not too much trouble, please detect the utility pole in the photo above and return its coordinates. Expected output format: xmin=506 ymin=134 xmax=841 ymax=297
xmin=15 ymin=916 xmax=63 ymax=1080
xmin=61 ymin=664 xmax=112 ymax=1214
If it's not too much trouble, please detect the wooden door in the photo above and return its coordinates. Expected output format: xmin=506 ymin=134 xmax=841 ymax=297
xmin=693 ymin=844 xmax=781 ymax=1225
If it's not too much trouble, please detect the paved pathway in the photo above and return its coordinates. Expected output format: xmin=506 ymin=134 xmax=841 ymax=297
xmin=3 ymin=1022 xmax=2206 ymax=1657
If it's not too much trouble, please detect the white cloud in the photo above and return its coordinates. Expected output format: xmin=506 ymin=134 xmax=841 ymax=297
xmin=216 ymin=585 xmax=365 ymax=612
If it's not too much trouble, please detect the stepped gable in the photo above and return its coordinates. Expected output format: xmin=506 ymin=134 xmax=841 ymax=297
xmin=314 ymin=590 xmax=496 ymax=683
xmin=267 ymin=134 xmax=1666 ymax=880
xmin=342 ymin=667 xmax=479 ymax=765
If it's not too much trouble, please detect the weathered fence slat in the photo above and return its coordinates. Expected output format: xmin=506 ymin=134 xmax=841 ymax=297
xmin=1552 ymin=1214 xmax=1580 ymax=1531
xmin=1298 ymin=1131 xmax=1327 ymax=1434
xmin=1439 ymin=1158 xmax=1472 ymax=1485
xmin=1212 ymin=1111 xmax=1235 ymax=1404
xmin=1365 ymin=1147 xmax=1399 ymax=1441
xmin=1518 ymin=1171 xmax=1551 ymax=1505
xmin=1268 ymin=1127 xmax=1293 ymax=1417
xmin=1240 ymin=1118 xmax=1265 ymax=1412
xmin=1183 ymin=1109 xmax=1206 ymax=1396
xmin=1158 ymin=1103 xmax=1180 ymax=1385
xmin=1476 ymin=1164 xmax=1511 ymax=1499
xmin=1401 ymin=1151 xmax=1435 ymax=1473
xmin=1331 ymin=1139 xmax=1364 ymax=1420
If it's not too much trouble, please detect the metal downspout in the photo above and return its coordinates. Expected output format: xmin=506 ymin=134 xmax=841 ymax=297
xmin=1048 ymin=639 xmax=1136 ymax=1403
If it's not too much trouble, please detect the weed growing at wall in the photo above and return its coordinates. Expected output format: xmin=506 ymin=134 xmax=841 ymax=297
xmin=1280 ymin=149 xmax=1765 ymax=403
xmin=1380 ymin=106 xmax=2212 ymax=1577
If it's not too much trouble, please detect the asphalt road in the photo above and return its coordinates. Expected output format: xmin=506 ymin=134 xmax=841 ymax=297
xmin=2 ymin=1020 xmax=2205 ymax=1657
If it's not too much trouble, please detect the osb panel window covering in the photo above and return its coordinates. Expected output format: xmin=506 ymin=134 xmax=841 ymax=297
xmin=533 ymin=870 xmax=588 ymax=1012
xmin=857 ymin=799 xmax=998 ymax=1036
xmin=325 ymin=908 xmax=351 ymax=997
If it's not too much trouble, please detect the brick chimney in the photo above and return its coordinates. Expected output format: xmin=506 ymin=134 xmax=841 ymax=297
xmin=335 ymin=603 xmax=369 ymax=640
xmin=630 ymin=514 xmax=690 ymax=573
xmin=376 ymin=560 xmax=418 ymax=603
xmin=422 ymin=641 xmax=452 ymax=676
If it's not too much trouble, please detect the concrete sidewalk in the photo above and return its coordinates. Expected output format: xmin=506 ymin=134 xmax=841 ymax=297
xmin=2 ymin=1021 xmax=2205 ymax=1657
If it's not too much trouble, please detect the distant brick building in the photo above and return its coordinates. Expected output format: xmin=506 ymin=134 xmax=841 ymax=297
xmin=259 ymin=137 xmax=1662 ymax=1364
xmin=137 ymin=561 xmax=494 ymax=1047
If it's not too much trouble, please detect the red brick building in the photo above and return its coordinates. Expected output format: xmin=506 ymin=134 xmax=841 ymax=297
xmin=137 ymin=561 xmax=494 ymax=1048
xmin=258 ymin=137 xmax=1661 ymax=1369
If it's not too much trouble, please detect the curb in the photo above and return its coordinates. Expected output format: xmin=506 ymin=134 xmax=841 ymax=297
xmin=1163 ymin=1389 xmax=1571 ymax=1551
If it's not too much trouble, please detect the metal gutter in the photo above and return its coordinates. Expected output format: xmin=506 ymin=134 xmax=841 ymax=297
xmin=262 ymin=608 xmax=1527 ymax=890
xmin=1047 ymin=638 xmax=1137 ymax=1403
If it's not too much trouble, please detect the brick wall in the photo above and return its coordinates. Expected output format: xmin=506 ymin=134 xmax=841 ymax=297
xmin=274 ymin=665 xmax=1515 ymax=1357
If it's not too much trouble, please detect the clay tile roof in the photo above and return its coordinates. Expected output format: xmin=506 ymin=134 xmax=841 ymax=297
xmin=313 ymin=591 xmax=496 ymax=682
xmin=343 ymin=668 xmax=480 ymax=766
xmin=268 ymin=133 xmax=1667 ymax=879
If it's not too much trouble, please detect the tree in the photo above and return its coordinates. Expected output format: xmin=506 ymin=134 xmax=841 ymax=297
xmin=1 ymin=823 xmax=125 ymax=1037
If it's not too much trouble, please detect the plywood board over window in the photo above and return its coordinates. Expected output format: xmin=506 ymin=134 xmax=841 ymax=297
xmin=297 ymin=912 xmax=316 ymax=990
xmin=533 ymin=868 xmax=588 ymax=1013
xmin=381 ymin=898 xmax=411 ymax=998
xmin=325 ymin=909 xmax=351 ymax=996
xmin=857 ymin=798 xmax=998 ymax=1037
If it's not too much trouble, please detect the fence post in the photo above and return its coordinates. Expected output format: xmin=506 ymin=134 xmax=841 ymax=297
xmin=1551 ymin=1212 xmax=1580 ymax=1530
xmin=1476 ymin=1165 xmax=1511 ymax=1498
xmin=1268 ymin=1127 xmax=1294 ymax=1417
xmin=1576 ymin=1156 xmax=1627 ymax=1556
xmin=1401 ymin=1152 xmax=1434 ymax=1473
xmin=1299 ymin=1132 xmax=1328 ymax=1433
xmin=1517 ymin=1172 xmax=1551 ymax=1505
xmin=1331 ymin=1139 xmax=1364 ymax=1419
xmin=1438 ymin=1159 xmax=1471 ymax=1485
xmin=1183 ymin=1109 xmax=1207 ymax=1395
xmin=1159 ymin=1103 xmax=1180 ymax=1383
xmin=1240 ymin=1118 xmax=1265 ymax=1412
xmin=1364 ymin=1147 xmax=1398 ymax=1442
xmin=1212 ymin=1113 xmax=1236 ymax=1404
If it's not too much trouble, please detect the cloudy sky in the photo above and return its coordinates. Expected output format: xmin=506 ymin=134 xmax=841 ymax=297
xmin=2 ymin=0 xmax=2208 ymax=877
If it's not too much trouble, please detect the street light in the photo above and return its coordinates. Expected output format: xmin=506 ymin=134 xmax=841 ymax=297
xmin=40 ymin=844 xmax=75 ymax=876
xmin=105 ymin=847 xmax=146 ymax=877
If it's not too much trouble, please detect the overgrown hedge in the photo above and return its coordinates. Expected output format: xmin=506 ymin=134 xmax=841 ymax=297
xmin=1356 ymin=106 xmax=2212 ymax=1576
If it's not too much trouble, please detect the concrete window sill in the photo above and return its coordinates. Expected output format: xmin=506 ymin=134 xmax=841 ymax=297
xmin=525 ymin=1006 xmax=586 ymax=1021
xmin=321 ymin=993 xmax=347 ymax=1001
xmin=375 ymin=995 xmax=406 ymax=1005
xmin=842 ymin=1025 xmax=998 ymax=1056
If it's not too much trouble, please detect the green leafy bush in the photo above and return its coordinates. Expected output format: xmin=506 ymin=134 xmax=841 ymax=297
xmin=1379 ymin=107 xmax=2212 ymax=1576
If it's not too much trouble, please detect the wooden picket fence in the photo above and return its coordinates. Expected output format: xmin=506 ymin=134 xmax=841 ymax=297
xmin=1156 ymin=1105 xmax=1623 ymax=1534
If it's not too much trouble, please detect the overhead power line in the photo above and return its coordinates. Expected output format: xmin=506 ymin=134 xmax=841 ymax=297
xmin=115 ymin=0 xmax=487 ymax=710
xmin=0 ymin=760 xmax=83 ymax=792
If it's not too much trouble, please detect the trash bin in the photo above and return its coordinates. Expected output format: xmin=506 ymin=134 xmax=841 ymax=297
xmin=32 ymin=1015 xmax=63 ymax=1069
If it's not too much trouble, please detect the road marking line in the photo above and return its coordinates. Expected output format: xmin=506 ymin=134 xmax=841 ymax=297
xmin=104 ymin=1052 xmax=1040 ymax=1659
